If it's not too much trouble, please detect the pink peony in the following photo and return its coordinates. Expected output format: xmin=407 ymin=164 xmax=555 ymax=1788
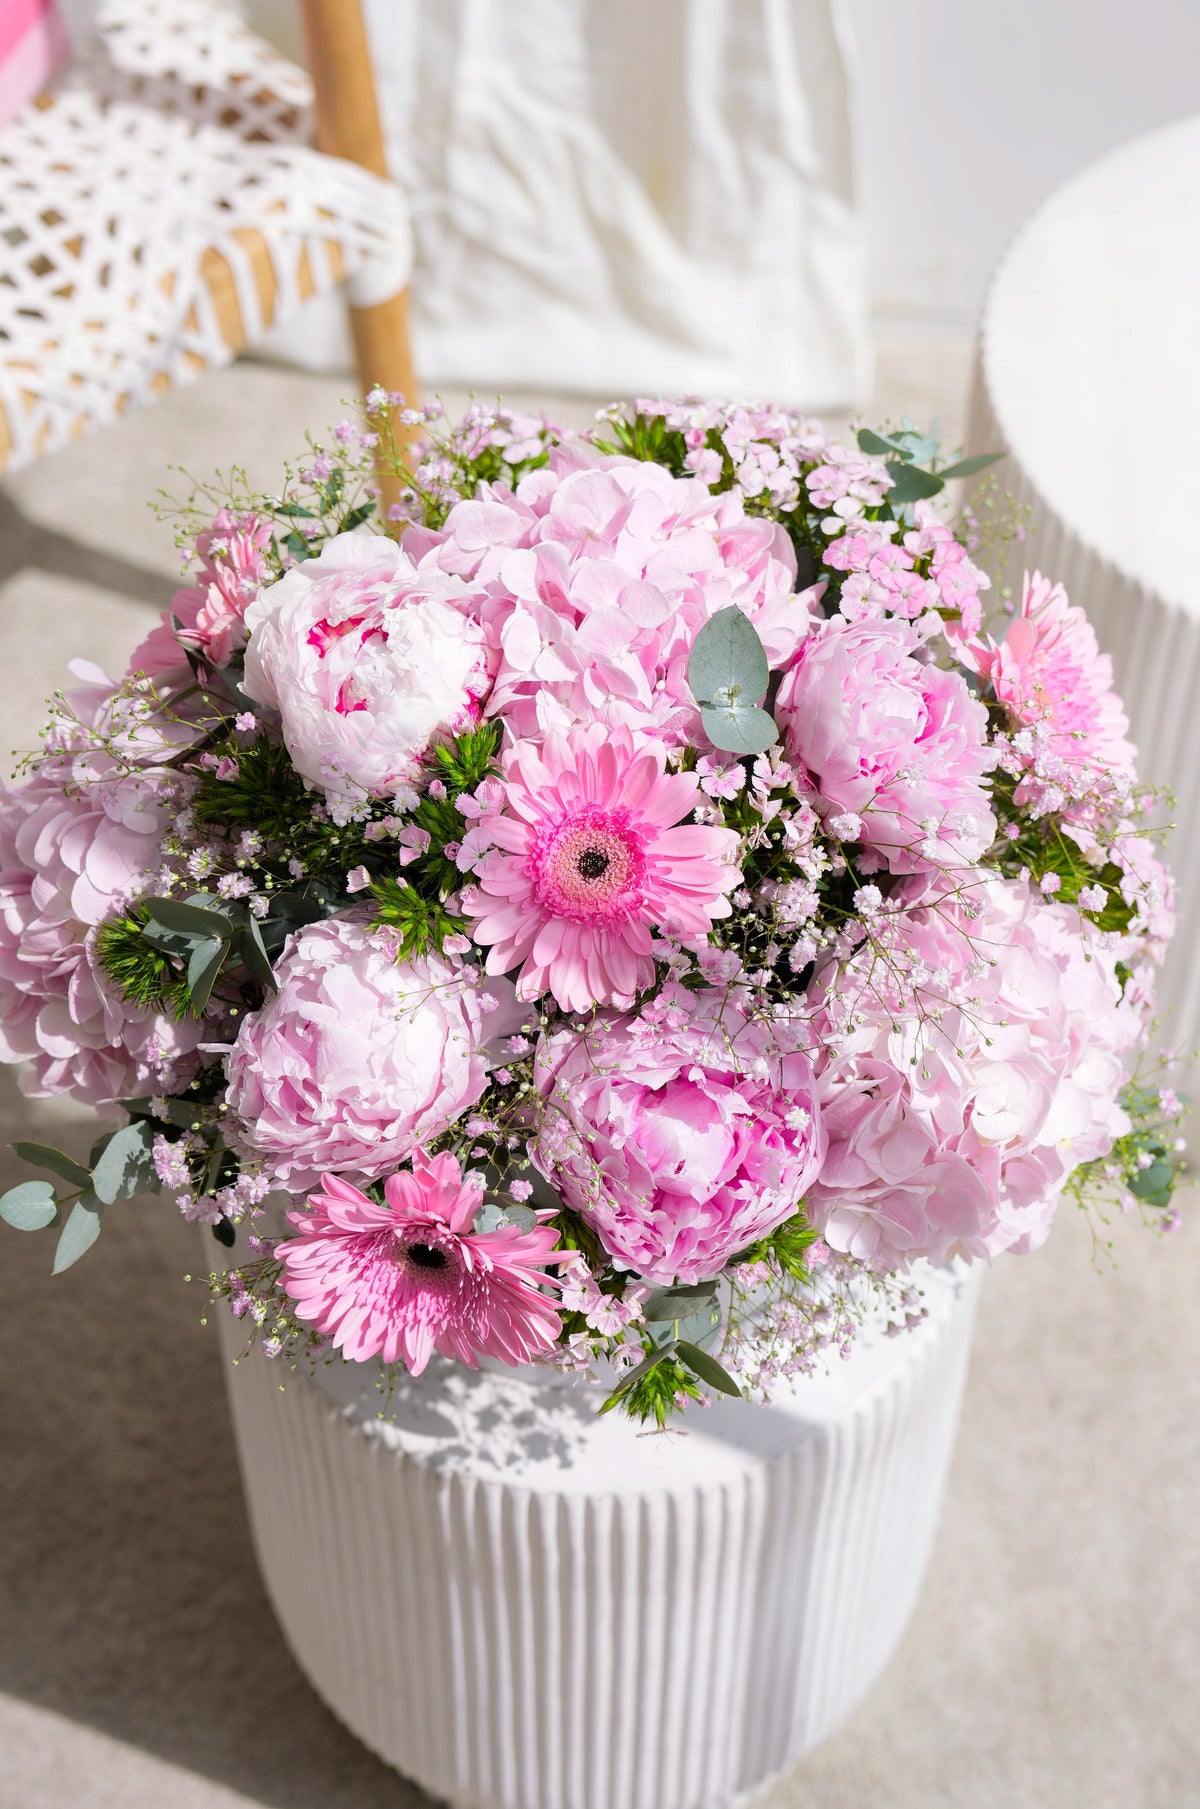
xmin=807 ymin=876 xmax=1142 ymax=1267
xmin=222 ymin=914 xmax=523 ymax=1190
xmin=279 ymin=1152 xmax=565 ymax=1371
xmin=463 ymin=722 xmax=740 ymax=1012
xmin=0 ymin=742 xmax=200 ymax=1108
xmin=534 ymin=995 xmax=826 ymax=1283
xmin=775 ymin=615 xmax=996 ymax=870
xmin=969 ymin=570 xmax=1136 ymax=780
xmin=241 ymin=533 xmax=492 ymax=805
xmin=407 ymin=453 xmax=818 ymax=746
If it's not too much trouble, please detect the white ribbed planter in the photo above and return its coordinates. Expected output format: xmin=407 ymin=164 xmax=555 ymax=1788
xmin=216 ymin=1261 xmax=982 ymax=1809
xmin=967 ymin=118 xmax=1200 ymax=1055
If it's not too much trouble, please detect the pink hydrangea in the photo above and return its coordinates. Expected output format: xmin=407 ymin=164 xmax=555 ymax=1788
xmin=241 ymin=532 xmax=492 ymax=805
xmin=463 ymin=722 xmax=740 ymax=1012
xmin=775 ymin=615 xmax=996 ymax=870
xmin=969 ymin=570 xmax=1136 ymax=781
xmin=0 ymin=745 xmax=200 ymax=1107
xmin=280 ymin=1152 xmax=565 ymax=1371
xmin=534 ymin=995 xmax=826 ymax=1283
xmin=407 ymin=452 xmax=818 ymax=745
xmin=807 ymin=876 xmax=1142 ymax=1267
xmin=223 ymin=914 xmax=523 ymax=1190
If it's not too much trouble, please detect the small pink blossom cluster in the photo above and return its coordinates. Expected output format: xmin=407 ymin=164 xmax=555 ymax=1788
xmin=0 ymin=397 xmax=1178 ymax=1421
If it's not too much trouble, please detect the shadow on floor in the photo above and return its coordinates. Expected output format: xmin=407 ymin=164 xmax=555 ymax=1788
xmin=0 ymin=489 xmax=172 ymax=609
xmin=0 ymin=1072 xmax=434 ymax=1809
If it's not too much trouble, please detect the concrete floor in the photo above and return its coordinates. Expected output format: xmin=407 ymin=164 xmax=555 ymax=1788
xmin=0 ymin=348 xmax=1197 ymax=1809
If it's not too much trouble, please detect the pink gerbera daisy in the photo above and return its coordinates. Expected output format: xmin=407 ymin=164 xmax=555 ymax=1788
xmin=463 ymin=723 xmax=741 ymax=1012
xmin=972 ymin=570 xmax=1137 ymax=779
xmin=278 ymin=1152 xmax=566 ymax=1373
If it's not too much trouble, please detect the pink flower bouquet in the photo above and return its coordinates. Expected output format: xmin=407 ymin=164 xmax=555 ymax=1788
xmin=0 ymin=399 xmax=1183 ymax=1423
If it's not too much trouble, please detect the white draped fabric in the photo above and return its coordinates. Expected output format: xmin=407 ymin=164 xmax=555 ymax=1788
xmin=248 ymin=0 xmax=868 ymax=407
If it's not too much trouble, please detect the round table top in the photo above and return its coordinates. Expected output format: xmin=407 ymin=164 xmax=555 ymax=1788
xmin=982 ymin=114 xmax=1200 ymax=615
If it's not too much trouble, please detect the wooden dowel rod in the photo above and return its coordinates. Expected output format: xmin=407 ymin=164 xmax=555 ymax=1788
xmin=298 ymin=0 xmax=420 ymax=516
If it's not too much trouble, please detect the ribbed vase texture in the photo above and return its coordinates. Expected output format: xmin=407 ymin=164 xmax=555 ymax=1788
xmin=216 ymin=1263 xmax=982 ymax=1809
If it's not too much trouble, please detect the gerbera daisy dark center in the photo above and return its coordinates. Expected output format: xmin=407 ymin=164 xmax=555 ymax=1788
xmin=576 ymin=847 xmax=611 ymax=880
xmin=406 ymin=1242 xmax=450 ymax=1270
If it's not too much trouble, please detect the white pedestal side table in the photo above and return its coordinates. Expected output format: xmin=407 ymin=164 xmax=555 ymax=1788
xmin=968 ymin=116 xmax=1200 ymax=1054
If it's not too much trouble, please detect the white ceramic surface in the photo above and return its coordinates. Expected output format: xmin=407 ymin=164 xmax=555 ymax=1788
xmin=216 ymin=1260 xmax=983 ymax=1809
xmin=968 ymin=117 xmax=1200 ymax=1054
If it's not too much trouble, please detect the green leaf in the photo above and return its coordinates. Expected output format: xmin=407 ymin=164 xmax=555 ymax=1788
xmin=688 ymin=606 xmax=770 ymax=712
xmin=937 ymin=451 xmax=1005 ymax=482
xmin=145 ymin=897 xmax=234 ymax=941
xmin=473 ymin=1201 xmax=538 ymax=1235
xmin=642 ymin=1281 xmax=720 ymax=1322
xmin=699 ymin=701 xmax=779 ymax=756
xmin=1129 ymin=1160 xmax=1173 ymax=1201
xmin=885 ymin=461 xmax=945 ymax=505
xmin=53 ymin=1190 xmax=104 ymax=1272
xmin=1 ymin=1180 xmax=60 ymax=1230
xmin=11 ymin=1141 xmax=91 ymax=1188
xmin=597 ymin=1340 xmax=676 ymax=1415
xmin=90 ymin=1122 xmax=158 ymax=1206
xmin=857 ymin=427 xmax=902 ymax=456
xmin=676 ymin=1340 xmax=742 ymax=1399
xmin=212 ymin=1218 xmax=236 ymax=1248
xmin=283 ymin=529 xmax=317 ymax=563
xmin=186 ymin=937 xmax=226 ymax=1013
xmin=338 ymin=501 xmax=375 ymax=533
xmin=275 ymin=499 xmax=317 ymax=518
xmin=238 ymin=916 xmax=278 ymax=992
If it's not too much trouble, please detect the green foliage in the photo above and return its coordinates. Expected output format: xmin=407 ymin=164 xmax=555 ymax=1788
xmin=857 ymin=422 xmax=1004 ymax=512
xmin=96 ymin=906 xmax=191 ymax=1018
xmin=730 ymin=1210 xmax=817 ymax=1282
xmin=367 ymin=723 xmax=502 ymax=951
xmin=600 ymin=1332 xmax=742 ymax=1427
xmin=4 ymin=1122 xmax=161 ymax=1267
xmin=369 ymin=878 xmax=466 ymax=961
xmin=592 ymin=410 xmax=693 ymax=476
xmin=192 ymin=737 xmax=309 ymax=838
xmin=989 ymin=768 xmax=1135 ymax=934
xmin=0 ymin=1180 xmax=60 ymax=1231
xmin=52 ymin=1192 xmax=104 ymax=1272
xmin=687 ymin=607 xmax=779 ymax=756
xmin=428 ymin=720 xmax=502 ymax=795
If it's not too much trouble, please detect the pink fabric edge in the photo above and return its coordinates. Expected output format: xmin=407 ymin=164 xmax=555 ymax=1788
xmin=0 ymin=12 xmax=70 ymax=133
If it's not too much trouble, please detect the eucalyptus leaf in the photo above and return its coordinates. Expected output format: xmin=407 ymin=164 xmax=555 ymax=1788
xmin=647 ymin=1300 xmax=722 ymax=1352
xmin=856 ymin=427 xmax=902 ymax=457
xmin=675 ymin=1340 xmax=742 ymax=1398
xmin=1 ymin=1179 xmax=60 ymax=1230
xmin=473 ymin=1201 xmax=538 ymax=1235
xmin=90 ymin=1121 xmax=158 ymax=1205
xmin=699 ymin=701 xmax=779 ymax=756
xmin=688 ymin=606 xmax=769 ymax=712
xmin=642 ymin=1281 xmax=720 ymax=1322
xmin=1129 ymin=1160 xmax=1172 ymax=1201
xmin=145 ymin=897 xmax=235 ymax=940
xmin=239 ymin=916 xmax=278 ymax=992
xmin=936 ymin=450 xmax=1005 ymax=482
xmin=141 ymin=921 xmax=202 ymax=957
xmin=187 ymin=937 xmax=227 ymax=1012
xmin=53 ymin=1190 xmax=104 ymax=1272
xmin=885 ymin=461 xmax=945 ymax=505
xmin=10 ymin=1141 xmax=91 ymax=1188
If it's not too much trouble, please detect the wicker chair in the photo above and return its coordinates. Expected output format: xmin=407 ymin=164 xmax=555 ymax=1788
xmin=0 ymin=0 xmax=416 ymax=498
